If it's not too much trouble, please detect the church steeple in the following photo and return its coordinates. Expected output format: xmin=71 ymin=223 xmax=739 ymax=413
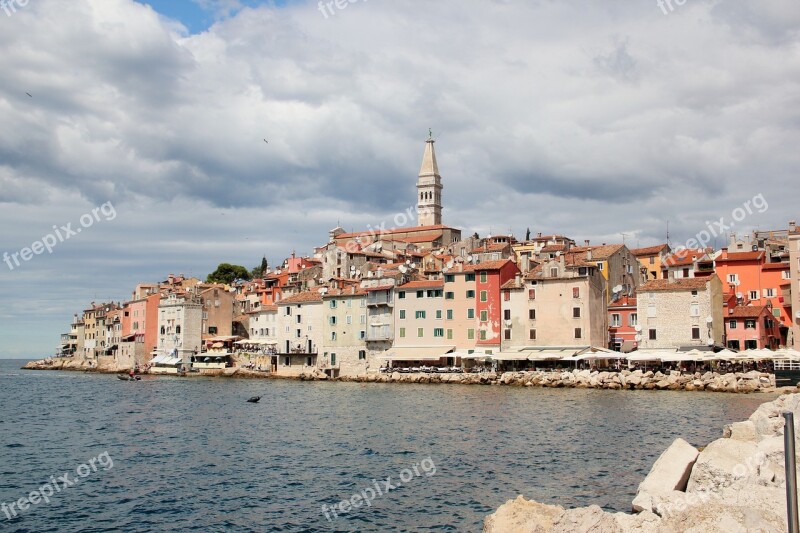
xmin=416 ymin=132 xmax=443 ymax=227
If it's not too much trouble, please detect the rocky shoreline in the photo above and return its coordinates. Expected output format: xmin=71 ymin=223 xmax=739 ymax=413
xmin=23 ymin=358 xmax=780 ymax=393
xmin=483 ymin=392 xmax=800 ymax=532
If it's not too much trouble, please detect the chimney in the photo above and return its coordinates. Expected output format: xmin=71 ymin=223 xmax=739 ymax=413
xmin=587 ymin=248 xmax=593 ymax=261
xmin=790 ymin=220 xmax=797 ymax=233
xmin=520 ymin=254 xmax=530 ymax=274
xmin=515 ymin=272 xmax=521 ymax=287
xmin=537 ymin=232 xmax=542 ymax=238
xmin=584 ymin=240 xmax=590 ymax=247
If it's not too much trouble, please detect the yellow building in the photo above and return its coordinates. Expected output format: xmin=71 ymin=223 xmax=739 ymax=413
xmin=631 ymin=244 xmax=671 ymax=281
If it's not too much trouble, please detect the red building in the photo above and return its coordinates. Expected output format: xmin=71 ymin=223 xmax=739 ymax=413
xmin=470 ymin=259 xmax=520 ymax=351
xmin=608 ymin=296 xmax=638 ymax=352
xmin=725 ymin=304 xmax=782 ymax=350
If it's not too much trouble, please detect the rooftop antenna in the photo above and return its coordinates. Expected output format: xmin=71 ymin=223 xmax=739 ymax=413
xmin=620 ymin=233 xmax=629 ymax=246
xmin=666 ymin=220 xmax=671 ymax=246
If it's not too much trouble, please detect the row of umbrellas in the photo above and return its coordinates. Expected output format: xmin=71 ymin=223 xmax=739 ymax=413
xmin=625 ymin=348 xmax=800 ymax=363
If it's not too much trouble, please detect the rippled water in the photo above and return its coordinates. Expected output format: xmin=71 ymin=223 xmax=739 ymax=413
xmin=0 ymin=359 xmax=776 ymax=532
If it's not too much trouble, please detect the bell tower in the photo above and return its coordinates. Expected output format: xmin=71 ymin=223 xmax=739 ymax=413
xmin=416 ymin=131 xmax=442 ymax=227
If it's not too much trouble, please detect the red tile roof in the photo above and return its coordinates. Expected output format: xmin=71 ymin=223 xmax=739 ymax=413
xmin=637 ymin=278 xmax=710 ymax=292
xmin=729 ymin=305 xmax=769 ymax=318
xmin=278 ymin=291 xmax=323 ymax=304
xmin=398 ymin=279 xmax=444 ymax=289
xmin=717 ymin=251 xmax=764 ymax=262
xmin=325 ymin=287 xmax=369 ymax=297
xmin=335 ymin=225 xmax=459 ymax=240
xmin=570 ymin=244 xmax=625 ymax=260
xmin=540 ymin=244 xmax=569 ymax=253
xmin=762 ymin=262 xmax=790 ymax=270
xmin=461 ymin=259 xmax=517 ymax=272
xmin=631 ymin=244 xmax=669 ymax=257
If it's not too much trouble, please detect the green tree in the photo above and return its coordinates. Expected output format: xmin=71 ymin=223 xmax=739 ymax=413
xmin=251 ymin=256 xmax=269 ymax=278
xmin=207 ymin=263 xmax=251 ymax=285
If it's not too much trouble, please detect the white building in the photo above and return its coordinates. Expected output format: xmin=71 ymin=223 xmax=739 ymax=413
xmin=154 ymin=293 xmax=203 ymax=370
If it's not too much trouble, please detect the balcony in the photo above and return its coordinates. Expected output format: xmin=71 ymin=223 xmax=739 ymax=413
xmin=366 ymin=326 xmax=393 ymax=342
xmin=367 ymin=293 xmax=393 ymax=307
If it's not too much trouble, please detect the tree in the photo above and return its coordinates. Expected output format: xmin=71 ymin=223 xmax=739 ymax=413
xmin=251 ymin=256 xmax=269 ymax=278
xmin=207 ymin=263 xmax=251 ymax=285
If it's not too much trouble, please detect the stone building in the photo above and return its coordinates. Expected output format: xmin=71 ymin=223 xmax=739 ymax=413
xmin=275 ymin=290 xmax=324 ymax=376
xmin=321 ymin=287 xmax=370 ymax=377
xmin=636 ymin=277 xmax=724 ymax=350
xmin=156 ymin=293 xmax=203 ymax=363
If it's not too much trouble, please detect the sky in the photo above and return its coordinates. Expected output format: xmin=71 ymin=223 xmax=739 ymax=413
xmin=0 ymin=0 xmax=799 ymax=358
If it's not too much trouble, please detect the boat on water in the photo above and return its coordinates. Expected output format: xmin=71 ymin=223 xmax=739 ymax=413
xmin=117 ymin=374 xmax=141 ymax=381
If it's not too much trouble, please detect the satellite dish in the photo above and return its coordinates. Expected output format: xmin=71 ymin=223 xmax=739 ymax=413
xmin=318 ymin=287 xmax=328 ymax=294
xmin=555 ymin=251 xmax=561 ymax=257
xmin=442 ymin=267 xmax=449 ymax=273
xmin=635 ymin=334 xmax=642 ymax=341
xmin=706 ymin=315 xmax=713 ymax=324
xmin=467 ymin=255 xmax=474 ymax=263
xmin=350 ymin=265 xmax=356 ymax=271
xmin=406 ymin=260 xmax=412 ymax=265
xmin=634 ymin=325 xmax=642 ymax=332
xmin=447 ymin=260 xmax=454 ymax=269
xmin=398 ymin=265 xmax=408 ymax=274
xmin=612 ymin=285 xmax=623 ymax=294
xmin=706 ymin=339 xmax=714 ymax=346
xmin=736 ymin=292 xmax=743 ymax=299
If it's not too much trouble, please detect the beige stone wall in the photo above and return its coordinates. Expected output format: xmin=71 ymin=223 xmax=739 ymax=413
xmin=276 ymin=300 xmax=323 ymax=355
xmin=443 ymin=274 xmax=478 ymax=350
xmin=393 ymin=289 xmax=447 ymax=348
xmin=638 ymin=278 xmax=723 ymax=349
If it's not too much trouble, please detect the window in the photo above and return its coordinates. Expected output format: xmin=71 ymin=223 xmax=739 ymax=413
xmin=331 ymin=332 xmax=337 ymax=341
xmin=691 ymin=290 xmax=698 ymax=296
xmin=446 ymin=309 xmax=453 ymax=320
xmin=649 ymin=256 xmax=655 ymax=265
xmin=529 ymin=309 xmax=536 ymax=320
xmin=331 ymin=353 xmax=336 ymax=365
xmin=745 ymin=340 xmax=758 ymax=350
xmin=691 ymin=327 xmax=701 ymax=340
xmin=597 ymin=262 xmax=604 ymax=271
xmin=434 ymin=328 xmax=444 ymax=337
xmin=444 ymin=274 xmax=455 ymax=283
xmin=629 ymin=313 xmax=638 ymax=326
xmin=306 ymin=356 xmax=313 ymax=366
xmin=550 ymin=267 xmax=559 ymax=277
xmin=574 ymin=328 xmax=582 ymax=339
xmin=466 ymin=274 xmax=476 ymax=282
xmin=647 ymin=305 xmax=657 ymax=318
xmin=417 ymin=290 xmax=424 ymax=299
xmin=297 ymin=314 xmax=302 ymax=324
xmin=503 ymin=291 xmax=510 ymax=301
xmin=649 ymin=329 xmax=657 ymax=340
xmin=749 ymin=291 xmax=758 ymax=301
xmin=358 ymin=350 xmax=366 ymax=360
xmin=417 ymin=328 xmax=424 ymax=338
xmin=175 ymin=325 xmax=181 ymax=334
xmin=399 ymin=310 xmax=406 ymax=319
xmin=329 ymin=316 xmax=337 ymax=326
xmin=503 ymin=309 xmax=511 ymax=320
xmin=359 ymin=330 xmax=366 ymax=340
xmin=399 ymin=328 xmax=406 ymax=338
xmin=415 ymin=310 xmax=426 ymax=319
xmin=447 ymin=329 xmax=453 ymax=339
xmin=728 ymin=340 xmax=741 ymax=350
xmin=209 ymin=327 xmax=218 ymax=335
xmin=573 ymin=287 xmax=580 ymax=299
xmin=727 ymin=274 xmax=738 ymax=284
xmin=479 ymin=330 xmax=487 ymax=340
xmin=529 ymin=329 xmax=536 ymax=340
xmin=480 ymin=291 xmax=488 ymax=302
xmin=466 ymin=290 xmax=475 ymax=299
xmin=284 ymin=356 xmax=290 ymax=366
xmin=690 ymin=304 xmax=700 ymax=317
xmin=528 ymin=289 xmax=536 ymax=299
xmin=467 ymin=329 xmax=475 ymax=340
xmin=729 ymin=320 xmax=737 ymax=329
xmin=480 ymin=310 xmax=488 ymax=321
xmin=573 ymin=307 xmax=581 ymax=318
xmin=330 ymin=300 xmax=337 ymax=308
xmin=360 ymin=315 xmax=366 ymax=324
xmin=610 ymin=314 xmax=621 ymax=327
xmin=480 ymin=272 xmax=487 ymax=283
xmin=436 ymin=310 xmax=442 ymax=319
xmin=398 ymin=291 xmax=406 ymax=299
xmin=467 ymin=308 xmax=475 ymax=319
xmin=504 ymin=329 xmax=511 ymax=340
xmin=445 ymin=292 xmax=455 ymax=300
xmin=745 ymin=319 xmax=756 ymax=329
xmin=346 ymin=315 xmax=352 ymax=325
xmin=765 ymin=288 xmax=775 ymax=297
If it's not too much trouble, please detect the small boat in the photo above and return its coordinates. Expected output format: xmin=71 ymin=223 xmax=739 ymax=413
xmin=117 ymin=374 xmax=141 ymax=381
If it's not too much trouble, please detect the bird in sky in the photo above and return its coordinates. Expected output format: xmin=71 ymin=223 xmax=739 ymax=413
xmin=25 ymin=92 xmax=32 ymax=97
xmin=263 ymin=139 xmax=268 ymax=144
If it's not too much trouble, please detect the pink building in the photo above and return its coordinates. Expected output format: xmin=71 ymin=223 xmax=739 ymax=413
xmin=608 ymin=296 xmax=638 ymax=352
xmin=725 ymin=304 xmax=781 ymax=351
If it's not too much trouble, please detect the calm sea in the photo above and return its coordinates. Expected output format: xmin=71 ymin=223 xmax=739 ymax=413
xmin=0 ymin=358 xmax=775 ymax=532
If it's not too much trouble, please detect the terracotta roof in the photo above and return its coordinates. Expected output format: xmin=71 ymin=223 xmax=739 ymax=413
xmin=540 ymin=244 xmax=568 ymax=253
xmin=325 ymin=287 xmax=369 ymax=297
xmin=472 ymin=243 xmax=510 ymax=253
xmin=609 ymin=297 xmax=637 ymax=308
xmin=729 ymin=306 xmax=769 ymax=318
xmin=398 ymin=279 xmax=444 ymax=289
xmin=571 ymin=244 xmax=625 ymax=260
xmin=637 ymin=278 xmax=710 ymax=292
xmin=662 ymin=249 xmax=709 ymax=267
xmin=717 ymin=251 xmax=764 ymax=262
xmin=762 ymin=262 xmax=790 ymax=270
xmin=461 ymin=259 xmax=517 ymax=272
xmin=278 ymin=291 xmax=323 ymax=304
xmin=501 ymin=279 xmax=524 ymax=290
xmin=631 ymin=244 xmax=669 ymax=257
xmin=335 ymin=225 xmax=459 ymax=240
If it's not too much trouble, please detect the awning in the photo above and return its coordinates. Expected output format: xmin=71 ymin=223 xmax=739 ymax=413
xmin=379 ymin=346 xmax=455 ymax=361
xmin=492 ymin=352 xmax=531 ymax=361
xmin=211 ymin=342 xmax=225 ymax=348
xmin=620 ymin=340 xmax=636 ymax=353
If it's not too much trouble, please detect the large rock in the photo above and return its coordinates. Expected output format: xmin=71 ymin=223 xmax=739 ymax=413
xmin=632 ymin=438 xmax=699 ymax=513
xmin=483 ymin=495 xmax=564 ymax=532
xmin=686 ymin=435 xmax=760 ymax=494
